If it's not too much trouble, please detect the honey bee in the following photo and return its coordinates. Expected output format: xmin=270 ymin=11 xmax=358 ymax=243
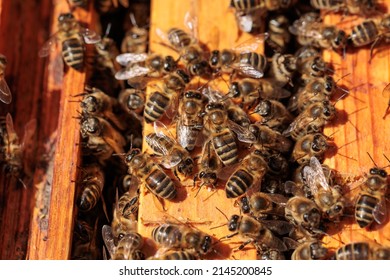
xmin=115 ymin=53 xmax=178 ymax=83
xmin=334 ymin=241 xmax=390 ymax=260
xmin=124 ymin=148 xmax=177 ymax=200
xmin=151 ymin=223 xmax=214 ymax=255
xmin=79 ymin=86 xmax=125 ymax=130
xmin=121 ymin=13 xmax=148 ymax=54
xmin=248 ymin=123 xmax=293 ymax=153
xmin=71 ymin=218 xmax=100 ymax=260
xmin=145 ymin=122 xmax=194 ymax=178
xmin=289 ymin=12 xmax=347 ymax=52
xmin=225 ymin=150 xmax=268 ymax=198
xmin=0 ymin=113 xmax=36 ymax=179
xmin=239 ymin=191 xmax=288 ymax=219
xmin=102 ymin=225 xmax=144 ymax=260
xmin=266 ymin=14 xmax=291 ymax=53
xmin=0 ymin=54 xmax=12 ymax=104
xmin=209 ymin=49 xmax=268 ymax=79
xmin=291 ymin=240 xmax=328 ymax=260
xmin=267 ymin=52 xmax=297 ymax=87
xmin=144 ymin=69 xmax=191 ymax=123
xmin=355 ymin=163 xmax=388 ymax=228
xmin=288 ymin=75 xmax=336 ymax=112
xmin=39 ymin=13 xmax=101 ymax=71
xmin=156 ymin=14 xmax=211 ymax=78
xmin=117 ymin=177 xmax=140 ymax=222
xmin=176 ymin=90 xmax=204 ymax=151
xmin=350 ymin=14 xmax=390 ymax=60
xmin=202 ymin=101 xmax=254 ymax=166
xmin=224 ymin=214 xmax=288 ymax=251
xmin=296 ymin=55 xmax=328 ymax=78
xmin=94 ymin=34 xmax=121 ymax=76
xmin=148 ymin=249 xmax=198 ymax=260
xmin=311 ymin=0 xmax=377 ymax=15
xmin=258 ymin=248 xmax=286 ymax=260
xmin=229 ymin=78 xmax=291 ymax=109
xmin=80 ymin=115 xmax=126 ymax=163
xmin=118 ymin=88 xmax=145 ymax=117
xmin=291 ymin=133 xmax=329 ymax=165
xmin=282 ymin=100 xmax=336 ymax=141
xmin=77 ymin=163 xmax=105 ymax=212
xmin=193 ymin=140 xmax=223 ymax=193
xmin=251 ymin=99 xmax=294 ymax=132
xmin=303 ymin=156 xmax=345 ymax=220
xmin=285 ymin=196 xmax=322 ymax=234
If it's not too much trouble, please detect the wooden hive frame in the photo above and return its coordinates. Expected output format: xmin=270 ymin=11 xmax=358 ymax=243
xmin=0 ymin=0 xmax=389 ymax=260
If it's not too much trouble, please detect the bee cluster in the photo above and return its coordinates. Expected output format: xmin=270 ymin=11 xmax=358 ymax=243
xmin=2 ymin=0 xmax=389 ymax=260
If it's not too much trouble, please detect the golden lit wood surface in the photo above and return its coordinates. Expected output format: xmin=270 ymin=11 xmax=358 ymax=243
xmin=322 ymin=10 xmax=390 ymax=250
xmin=137 ymin=0 xmax=262 ymax=260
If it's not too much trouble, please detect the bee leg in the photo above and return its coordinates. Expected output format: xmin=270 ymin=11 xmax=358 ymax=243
xmin=174 ymin=169 xmax=181 ymax=181
xmin=236 ymin=239 xmax=254 ymax=251
xmin=369 ymin=35 xmax=383 ymax=64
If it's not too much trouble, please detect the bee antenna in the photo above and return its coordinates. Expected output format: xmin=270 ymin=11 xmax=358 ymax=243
xmin=382 ymin=154 xmax=390 ymax=168
xmin=367 ymin=152 xmax=377 ymax=167
xmin=209 ymin=223 xmax=227 ymax=230
xmin=215 ymin=206 xmax=229 ymax=221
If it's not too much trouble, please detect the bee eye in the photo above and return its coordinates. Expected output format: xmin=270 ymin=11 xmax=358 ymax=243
xmin=380 ymin=170 xmax=387 ymax=178
xmin=195 ymin=93 xmax=202 ymax=99
xmin=185 ymin=158 xmax=193 ymax=165
xmin=211 ymin=173 xmax=217 ymax=179
xmin=199 ymin=171 xmax=205 ymax=178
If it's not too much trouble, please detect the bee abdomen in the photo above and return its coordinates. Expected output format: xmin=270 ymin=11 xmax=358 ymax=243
xmin=355 ymin=194 xmax=378 ymax=228
xmin=77 ymin=185 xmax=102 ymax=211
xmin=226 ymin=169 xmax=253 ymax=198
xmin=62 ymin=38 xmax=84 ymax=70
xmin=167 ymin=28 xmax=191 ymax=49
xmin=146 ymin=169 xmax=176 ymax=200
xmin=144 ymin=91 xmax=170 ymax=123
xmin=351 ymin=21 xmax=378 ymax=47
xmin=152 ymin=224 xmax=182 ymax=246
xmin=335 ymin=242 xmax=370 ymax=260
xmin=161 ymin=250 xmax=197 ymax=260
xmin=213 ymin=131 xmax=238 ymax=166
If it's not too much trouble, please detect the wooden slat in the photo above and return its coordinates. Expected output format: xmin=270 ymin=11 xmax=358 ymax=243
xmin=137 ymin=0 xmax=262 ymax=260
xmin=26 ymin=0 xmax=99 ymax=260
xmin=322 ymin=11 xmax=390 ymax=249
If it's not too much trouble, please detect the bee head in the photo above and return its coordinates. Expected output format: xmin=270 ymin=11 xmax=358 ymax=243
xmin=228 ymin=215 xmax=240 ymax=231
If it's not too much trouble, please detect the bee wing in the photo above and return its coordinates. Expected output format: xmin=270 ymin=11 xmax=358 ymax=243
xmin=261 ymin=220 xmax=294 ymax=236
xmin=233 ymin=34 xmax=268 ymax=53
xmin=101 ymin=225 xmax=116 ymax=258
xmin=153 ymin=120 xmax=177 ymax=141
xmin=116 ymin=53 xmax=149 ymax=66
xmin=282 ymin=114 xmax=312 ymax=137
xmin=48 ymin=53 xmax=64 ymax=88
xmin=155 ymin=27 xmax=171 ymax=46
xmin=382 ymin=83 xmax=390 ymax=99
xmin=183 ymin=11 xmax=198 ymax=40
xmin=233 ymin=63 xmax=264 ymax=79
xmin=309 ymin=156 xmax=330 ymax=191
xmin=227 ymin=120 xmax=256 ymax=143
xmin=284 ymin=181 xmax=305 ymax=197
xmin=0 ymin=77 xmax=12 ymax=104
xmin=115 ymin=64 xmax=150 ymax=80
xmin=38 ymin=34 xmax=59 ymax=58
xmin=176 ymin=121 xmax=198 ymax=150
xmin=236 ymin=14 xmax=254 ymax=33
xmin=201 ymin=86 xmax=224 ymax=103
xmin=5 ymin=113 xmax=16 ymax=136
xmin=80 ymin=27 xmax=102 ymax=44
xmin=259 ymin=80 xmax=292 ymax=100
xmin=263 ymin=193 xmax=289 ymax=205
xmin=373 ymin=198 xmax=387 ymax=225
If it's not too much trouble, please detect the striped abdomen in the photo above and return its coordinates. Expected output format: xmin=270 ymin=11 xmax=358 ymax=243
xmin=212 ymin=130 xmax=238 ymax=166
xmin=230 ymin=0 xmax=263 ymax=13
xmin=77 ymin=183 xmax=102 ymax=211
xmin=62 ymin=36 xmax=84 ymax=70
xmin=237 ymin=52 xmax=267 ymax=75
xmin=114 ymin=232 xmax=144 ymax=260
xmin=152 ymin=224 xmax=182 ymax=247
xmin=145 ymin=167 xmax=176 ymax=200
xmin=351 ymin=20 xmax=378 ymax=47
xmin=226 ymin=169 xmax=253 ymax=198
xmin=335 ymin=242 xmax=370 ymax=260
xmin=167 ymin=28 xmax=192 ymax=49
xmin=153 ymin=250 xmax=197 ymax=260
xmin=355 ymin=193 xmax=378 ymax=228
xmin=144 ymin=91 xmax=170 ymax=123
